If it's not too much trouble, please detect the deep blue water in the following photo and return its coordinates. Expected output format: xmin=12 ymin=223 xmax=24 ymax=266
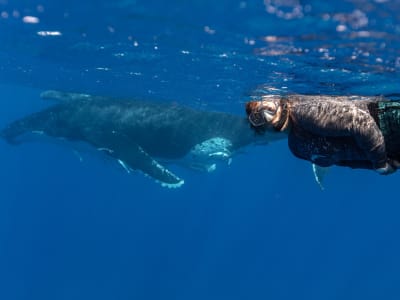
xmin=1 ymin=0 xmax=400 ymax=299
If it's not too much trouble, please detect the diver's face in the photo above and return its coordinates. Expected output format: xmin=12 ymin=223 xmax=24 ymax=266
xmin=260 ymin=100 xmax=279 ymax=122
xmin=246 ymin=98 xmax=281 ymax=129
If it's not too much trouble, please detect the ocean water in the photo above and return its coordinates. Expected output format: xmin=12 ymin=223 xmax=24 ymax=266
xmin=1 ymin=0 xmax=400 ymax=299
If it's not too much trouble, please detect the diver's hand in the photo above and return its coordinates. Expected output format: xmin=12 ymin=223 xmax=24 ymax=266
xmin=375 ymin=161 xmax=397 ymax=175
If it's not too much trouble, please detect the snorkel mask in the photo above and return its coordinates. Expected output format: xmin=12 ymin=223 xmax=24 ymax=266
xmin=246 ymin=97 xmax=289 ymax=132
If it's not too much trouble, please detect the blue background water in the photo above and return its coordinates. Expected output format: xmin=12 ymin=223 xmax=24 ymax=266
xmin=1 ymin=0 xmax=400 ymax=299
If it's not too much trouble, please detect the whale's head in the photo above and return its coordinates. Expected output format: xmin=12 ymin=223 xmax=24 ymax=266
xmin=166 ymin=137 xmax=233 ymax=173
xmin=246 ymin=96 xmax=290 ymax=133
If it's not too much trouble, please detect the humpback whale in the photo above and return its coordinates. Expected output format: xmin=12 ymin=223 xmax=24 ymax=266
xmin=1 ymin=91 xmax=285 ymax=188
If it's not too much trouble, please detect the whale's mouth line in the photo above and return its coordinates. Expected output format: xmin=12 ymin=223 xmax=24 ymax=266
xmin=155 ymin=137 xmax=233 ymax=175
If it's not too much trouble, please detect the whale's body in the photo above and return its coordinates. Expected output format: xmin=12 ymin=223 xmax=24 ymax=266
xmin=1 ymin=91 xmax=284 ymax=187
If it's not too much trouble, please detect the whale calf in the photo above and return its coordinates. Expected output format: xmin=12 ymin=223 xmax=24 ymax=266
xmin=1 ymin=91 xmax=285 ymax=188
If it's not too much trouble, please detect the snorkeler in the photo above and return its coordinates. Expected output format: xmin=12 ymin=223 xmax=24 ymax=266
xmin=246 ymin=95 xmax=400 ymax=174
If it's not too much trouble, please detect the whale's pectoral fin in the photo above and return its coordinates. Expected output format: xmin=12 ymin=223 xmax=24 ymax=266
xmin=118 ymin=144 xmax=184 ymax=188
xmin=92 ymin=131 xmax=184 ymax=188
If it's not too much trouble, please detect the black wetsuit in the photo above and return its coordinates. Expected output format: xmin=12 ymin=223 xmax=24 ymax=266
xmin=284 ymin=96 xmax=400 ymax=171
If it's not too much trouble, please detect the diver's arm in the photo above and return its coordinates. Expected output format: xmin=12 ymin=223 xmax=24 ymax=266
xmin=290 ymin=100 xmax=388 ymax=170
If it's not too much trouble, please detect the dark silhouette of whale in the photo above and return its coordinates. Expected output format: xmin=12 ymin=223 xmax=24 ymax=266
xmin=1 ymin=90 xmax=285 ymax=188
